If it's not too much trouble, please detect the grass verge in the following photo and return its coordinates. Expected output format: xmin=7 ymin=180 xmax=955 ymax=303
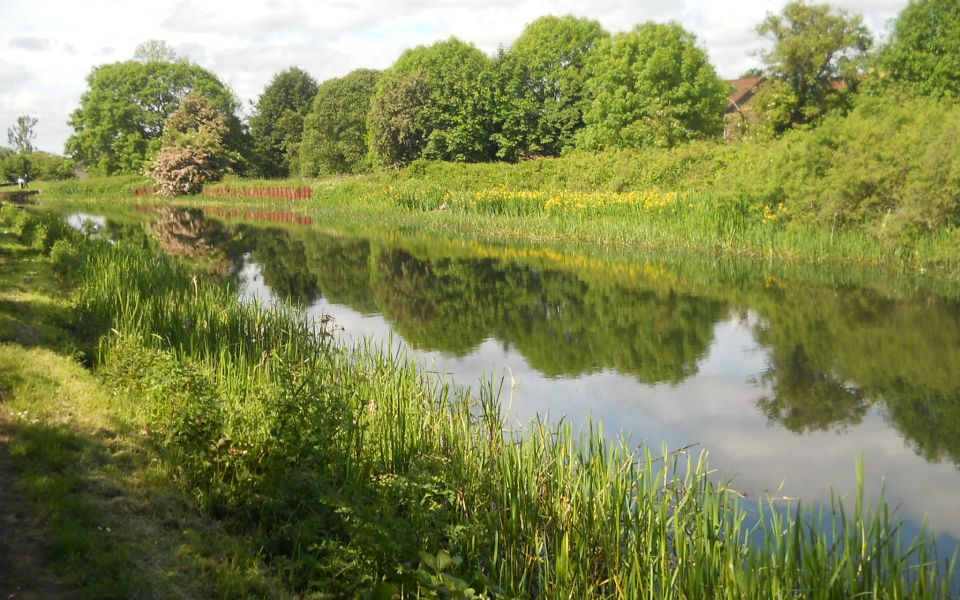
xmin=0 ymin=204 xmax=288 ymax=598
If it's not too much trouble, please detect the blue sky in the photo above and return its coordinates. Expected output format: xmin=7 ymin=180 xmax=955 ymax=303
xmin=0 ymin=0 xmax=907 ymax=154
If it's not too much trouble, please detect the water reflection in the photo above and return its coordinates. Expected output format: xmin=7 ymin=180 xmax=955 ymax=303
xmin=76 ymin=207 xmax=960 ymax=545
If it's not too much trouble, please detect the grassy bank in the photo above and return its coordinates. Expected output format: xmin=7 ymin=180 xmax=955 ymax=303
xmin=3 ymin=205 xmax=957 ymax=596
xmin=0 ymin=205 xmax=288 ymax=598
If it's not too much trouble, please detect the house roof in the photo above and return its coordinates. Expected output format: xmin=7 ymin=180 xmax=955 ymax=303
xmin=727 ymin=76 xmax=765 ymax=112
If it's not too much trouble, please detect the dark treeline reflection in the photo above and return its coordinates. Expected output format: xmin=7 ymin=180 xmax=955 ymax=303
xmin=233 ymin=222 xmax=725 ymax=383
xmin=752 ymin=284 xmax=960 ymax=464
xmin=130 ymin=210 xmax=960 ymax=466
xmin=368 ymin=245 xmax=725 ymax=382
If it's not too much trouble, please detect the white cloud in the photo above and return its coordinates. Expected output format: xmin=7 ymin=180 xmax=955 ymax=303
xmin=9 ymin=36 xmax=53 ymax=52
xmin=0 ymin=0 xmax=909 ymax=153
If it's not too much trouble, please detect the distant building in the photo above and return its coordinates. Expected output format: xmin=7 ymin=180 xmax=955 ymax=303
xmin=724 ymin=76 xmax=766 ymax=141
xmin=726 ymin=76 xmax=765 ymax=114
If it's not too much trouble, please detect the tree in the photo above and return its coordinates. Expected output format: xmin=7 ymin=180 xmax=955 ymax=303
xmin=576 ymin=22 xmax=728 ymax=150
xmin=755 ymin=1 xmax=872 ymax=132
xmin=7 ymin=115 xmax=38 ymax=154
xmin=874 ymin=0 xmax=960 ymax=99
xmin=300 ymin=69 xmax=380 ymax=177
xmin=368 ymin=37 xmax=494 ymax=166
xmin=249 ymin=67 xmax=319 ymax=178
xmin=134 ymin=39 xmax=179 ymax=63
xmin=147 ymin=92 xmax=231 ymax=196
xmin=366 ymin=72 xmax=434 ymax=168
xmin=66 ymin=58 xmax=245 ymax=175
xmin=494 ymin=15 xmax=608 ymax=160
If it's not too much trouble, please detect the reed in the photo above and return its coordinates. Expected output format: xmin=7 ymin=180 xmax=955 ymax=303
xmin=67 ymin=229 xmax=956 ymax=597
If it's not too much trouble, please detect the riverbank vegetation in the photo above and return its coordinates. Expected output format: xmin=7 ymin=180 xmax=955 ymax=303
xmin=4 ymin=193 xmax=959 ymax=597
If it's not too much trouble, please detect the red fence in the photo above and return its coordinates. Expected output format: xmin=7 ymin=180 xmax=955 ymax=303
xmin=202 ymin=186 xmax=313 ymax=200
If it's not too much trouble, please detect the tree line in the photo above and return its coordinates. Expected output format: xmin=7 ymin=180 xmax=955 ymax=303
xmin=14 ymin=0 xmax=959 ymax=191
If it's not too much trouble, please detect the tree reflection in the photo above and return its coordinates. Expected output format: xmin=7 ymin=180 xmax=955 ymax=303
xmin=752 ymin=285 xmax=960 ymax=464
xmin=147 ymin=217 xmax=960 ymax=467
xmin=757 ymin=344 xmax=869 ymax=433
xmin=369 ymin=247 xmax=726 ymax=383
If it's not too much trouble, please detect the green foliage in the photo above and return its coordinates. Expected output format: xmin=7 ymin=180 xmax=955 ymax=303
xmin=66 ymin=59 xmax=245 ymax=175
xmin=160 ymin=91 xmax=230 ymax=151
xmin=493 ymin=16 xmax=608 ymax=160
xmin=367 ymin=72 xmax=435 ymax=169
xmin=0 ymin=153 xmax=30 ymax=182
xmin=50 ymin=238 xmax=84 ymax=285
xmin=9 ymin=209 xmax=73 ymax=254
xmin=755 ymin=1 xmax=871 ymax=132
xmin=147 ymin=92 xmax=232 ymax=196
xmin=873 ymin=0 xmax=960 ymax=99
xmin=369 ymin=38 xmax=494 ymax=166
xmin=249 ymin=67 xmax=319 ymax=178
xmin=577 ymin=22 xmax=728 ymax=150
xmin=767 ymin=95 xmax=960 ymax=237
xmin=1 ymin=150 xmax=74 ymax=181
xmin=6 ymin=115 xmax=38 ymax=153
xmin=300 ymin=69 xmax=380 ymax=176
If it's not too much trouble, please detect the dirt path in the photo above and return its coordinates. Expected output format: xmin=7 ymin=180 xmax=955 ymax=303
xmin=0 ymin=404 xmax=66 ymax=600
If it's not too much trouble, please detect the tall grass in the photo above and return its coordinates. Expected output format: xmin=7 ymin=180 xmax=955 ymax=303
xmin=65 ymin=225 xmax=957 ymax=597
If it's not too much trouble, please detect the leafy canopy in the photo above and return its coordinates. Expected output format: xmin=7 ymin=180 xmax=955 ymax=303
xmin=577 ymin=22 xmax=728 ymax=150
xmin=368 ymin=37 xmax=493 ymax=166
xmin=494 ymin=15 xmax=608 ymax=160
xmin=300 ymin=69 xmax=381 ymax=177
xmin=366 ymin=72 xmax=434 ymax=169
xmin=755 ymin=1 xmax=871 ymax=131
xmin=66 ymin=56 xmax=244 ymax=175
xmin=874 ymin=0 xmax=960 ymax=99
xmin=249 ymin=67 xmax=319 ymax=178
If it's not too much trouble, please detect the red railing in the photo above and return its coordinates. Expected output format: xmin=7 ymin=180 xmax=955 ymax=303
xmin=202 ymin=186 xmax=313 ymax=200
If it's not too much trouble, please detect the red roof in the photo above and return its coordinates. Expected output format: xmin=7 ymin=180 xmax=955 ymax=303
xmin=727 ymin=76 xmax=765 ymax=111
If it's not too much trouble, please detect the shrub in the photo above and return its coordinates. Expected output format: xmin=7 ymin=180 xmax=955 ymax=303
xmin=773 ymin=95 xmax=960 ymax=237
xmin=148 ymin=145 xmax=220 ymax=196
xmin=146 ymin=92 xmax=231 ymax=196
xmin=50 ymin=238 xmax=83 ymax=284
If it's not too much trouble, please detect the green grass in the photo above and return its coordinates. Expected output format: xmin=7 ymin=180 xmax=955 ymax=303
xmin=0 ymin=206 xmax=292 ymax=598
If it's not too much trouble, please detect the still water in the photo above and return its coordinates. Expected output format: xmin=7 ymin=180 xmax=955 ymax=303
xmin=76 ymin=206 xmax=960 ymax=552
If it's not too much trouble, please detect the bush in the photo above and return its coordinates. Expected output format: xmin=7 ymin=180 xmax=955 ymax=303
xmin=300 ymin=69 xmax=380 ymax=177
xmin=146 ymin=92 xmax=231 ymax=196
xmin=0 ymin=151 xmax=75 ymax=181
xmin=50 ymin=238 xmax=84 ymax=285
xmin=770 ymin=95 xmax=960 ymax=237
xmin=147 ymin=146 xmax=219 ymax=197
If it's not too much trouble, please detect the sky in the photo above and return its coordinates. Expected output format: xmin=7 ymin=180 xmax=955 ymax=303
xmin=1 ymin=0 xmax=907 ymax=154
